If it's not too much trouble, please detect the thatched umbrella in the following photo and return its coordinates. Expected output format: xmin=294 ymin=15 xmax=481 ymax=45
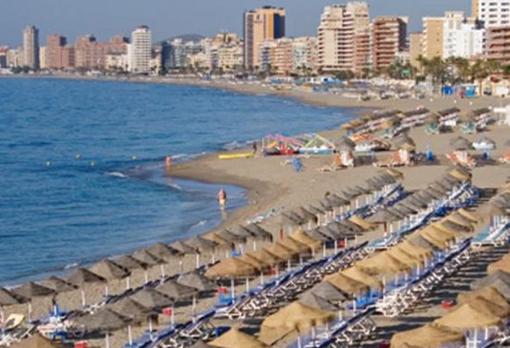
xmin=89 ymin=259 xmax=130 ymax=294
xmin=298 ymin=291 xmax=338 ymax=312
xmin=111 ymin=298 xmax=156 ymax=344
xmin=177 ymin=271 xmax=217 ymax=292
xmin=390 ymin=324 xmax=463 ymax=348
xmin=244 ymin=223 xmax=273 ymax=241
xmin=132 ymin=249 xmax=166 ymax=282
xmin=112 ymin=255 xmax=148 ymax=271
xmin=75 ymin=308 xmax=131 ymax=348
xmin=186 ymin=236 xmax=219 ymax=267
xmin=434 ymin=303 xmax=502 ymax=330
xmin=205 ymin=258 xmax=257 ymax=279
xmin=0 ymin=288 xmax=25 ymax=325
xmin=304 ymin=229 xmax=330 ymax=242
xmin=131 ymin=288 xmax=174 ymax=310
xmin=146 ymin=242 xmax=179 ymax=260
xmin=41 ymin=276 xmax=78 ymax=293
xmin=169 ymin=240 xmax=198 ymax=255
xmin=449 ymin=136 xmax=472 ymax=151
xmin=66 ymin=268 xmax=107 ymax=306
xmin=306 ymin=281 xmax=348 ymax=303
xmin=190 ymin=341 xmax=213 ymax=348
xmin=210 ymin=328 xmax=268 ymax=348
xmin=472 ymin=271 xmax=510 ymax=290
xmin=11 ymin=282 xmax=56 ymax=322
xmin=156 ymin=279 xmax=198 ymax=301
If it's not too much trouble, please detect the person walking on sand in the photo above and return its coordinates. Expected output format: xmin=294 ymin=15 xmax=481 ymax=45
xmin=217 ymin=188 xmax=227 ymax=210
xmin=252 ymin=142 xmax=258 ymax=156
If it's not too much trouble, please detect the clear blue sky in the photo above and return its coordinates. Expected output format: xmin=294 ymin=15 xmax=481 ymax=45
xmin=1 ymin=0 xmax=470 ymax=46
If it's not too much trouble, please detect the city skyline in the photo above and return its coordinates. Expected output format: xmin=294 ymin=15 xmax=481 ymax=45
xmin=1 ymin=0 xmax=470 ymax=46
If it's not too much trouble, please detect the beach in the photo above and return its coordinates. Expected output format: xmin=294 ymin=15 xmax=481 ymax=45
xmin=2 ymin=76 xmax=510 ymax=348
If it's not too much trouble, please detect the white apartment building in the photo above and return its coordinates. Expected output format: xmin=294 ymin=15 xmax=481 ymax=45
xmin=443 ymin=11 xmax=485 ymax=59
xmin=473 ymin=0 xmax=510 ymax=27
xmin=23 ymin=25 xmax=39 ymax=69
xmin=129 ymin=25 xmax=152 ymax=74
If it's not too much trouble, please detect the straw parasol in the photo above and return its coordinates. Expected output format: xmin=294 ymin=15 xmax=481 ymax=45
xmin=131 ymin=288 xmax=174 ymax=309
xmin=146 ymin=243 xmax=179 ymax=260
xmin=303 ymin=229 xmax=330 ymax=242
xmin=111 ymin=255 xmax=148 ymax=271
xmin=41 ymin=276 xmax=78 ymax=293
xmin=89 ymin=259 xmax=130 ymax=281
xmin=205 ymin=258 xmax=257 ymax=278
xmin=306 ymin=281 xmax=348 ymax=303
xmin=298 ymin=291 xmax=338 ymax=312
xmin=488 ymin=257 xmax=510 ymax=274
xmin=390 ymin=324 xmax=463 ymax=348
xmin=156 ymin=279 xmax=198 ymax=300
xmin=264 ymin=243 xmax=296 ymax=261
xmin=277 ymin=238 xmax=310 ymax=254
xmin=324 ymin=273 xmax=369 ymax=296
xmin=66 ymin=268 xmax=106 ymax=286
xmin=215 ymin=229 xmax=247 ymax=244
xmin=259 ymin=302 xmax=334 ymax=345
xmin=243 ymin=223 xmax=273 ymax=241
xmin=472 ymin=270 xmax=510 ymax=290
xmin=186 ymin=236 xmax=219 ymax=252
xmin=456 ymin=294 xmax=510 ymax=317
xmin=245 ymin=249 xmax=283 ymax=267
xmin=11 ymin=282 xmax=55 ymax=300
xmin=131 ymin=249 xmax=165 ymax=266
xmin=434 ymin=303 xmax=502 ymax=330
xmin=289 ymin=230 xmax=322 ymax=250
xmin=357 ymin=252 xmax=411 ymax=276
xmin=110 ymin=298 xmax=155 ymax=322
xmin=190 ymin=341 xmax=213 ymax=348
xmin=169 ymin=240 xmax=198 ymax=255
xmin=342 ymin=267 xmax=383 ymax=289
xmin=386 ymin=247 xmax=424 ymax=268
xmin=404 ymin=234 xmax=438 ymax=251
xmin=458 ymin=287 xmax=510 ymax=310
xmin=236 ymin=254 xmax=265 ymax=270
xmin=177 ymin=271 xmax=217 ymax=292
xmin=349 ymin=216 xmax=375 ymax=231
xmin=11 ymin=333 xmax=62 ymax=348
xmin=0 ymin=288 xmax=25 ymax=306
xmin=210 ymin=328 xmax=268 ymax=348
xmin=282 ymin=212 xmax=306 ymax=226
xmin=75 ymin=308 xmax=131 ymax=332
xmin=449 ymin=136 xmax=472 ymax=151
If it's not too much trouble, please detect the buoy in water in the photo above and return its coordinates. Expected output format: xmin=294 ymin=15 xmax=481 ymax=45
xmin=90 ymin=161 xmax=96 ymax=167
xmin=131 ymin=156 xmax=137 ymax=160
xmin=75 ymin=154 xmax=81 ymax=160
xmin=46 ymin=161 xmax=51 ymax=167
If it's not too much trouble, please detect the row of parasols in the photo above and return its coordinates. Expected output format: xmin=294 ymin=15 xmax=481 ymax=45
xmin=391 ymin=251 xmax=510 ymax=348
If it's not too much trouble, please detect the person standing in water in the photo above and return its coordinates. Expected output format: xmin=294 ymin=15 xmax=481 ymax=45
xmin=165 ymin=156 xmax=172 ymax=173
xmin=217 ymin=188 xmax=227 ymax=210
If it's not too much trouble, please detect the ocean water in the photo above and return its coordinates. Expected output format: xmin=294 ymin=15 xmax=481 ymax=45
xmin=0 ymin=78 xmax=355 ymax=285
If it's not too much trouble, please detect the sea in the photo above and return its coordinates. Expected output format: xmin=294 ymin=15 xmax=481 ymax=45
xmin=0 ymin=77 xmax=356 ymax=286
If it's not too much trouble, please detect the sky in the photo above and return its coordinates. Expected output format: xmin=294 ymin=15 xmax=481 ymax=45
xmin=1 ymin=0 xmax=471 ymax=46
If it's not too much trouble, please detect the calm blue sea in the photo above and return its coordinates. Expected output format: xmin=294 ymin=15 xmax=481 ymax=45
xmin=0 ymin=78 xmax=355 ymax=285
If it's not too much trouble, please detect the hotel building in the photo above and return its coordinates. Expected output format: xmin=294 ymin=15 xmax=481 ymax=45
xmin=486 ymin=25 xmax=510 ymax=64
xmin=130 ymin=25 xmax=152 ymax=74
xmin=243 ymin=6 xmax=286 ymax=69
xmin=22 ymin=25 xmax=40 ymax=69
xmin=442 ymin=12 xmax=484 ymax=59
xmin=472 ymin=0 xmax=510 ymax=27
xmin=370 ymin=16 xmax=408 ymax=71
xmin=422 ymin=17 xmax=445 ymax=59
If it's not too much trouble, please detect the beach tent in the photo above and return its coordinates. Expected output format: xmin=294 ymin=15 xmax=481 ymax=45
xmin=41 ymin=276 xmax=78 ymax=293
xmin=205 ymin=258 xmax=257 ymax=278
xmin=298 ymin=291 xmax=338 ymax=312
xmin=305 ymin=281 xmax=348 ymax=303
xmin=131 ymin=288 xmax=174 ymax=309
xmin=156 ymin=279 xmax=198 ymax=300
xmin=324 ymin=273 xmax=369 ymax=296
xmin=210 ymin=327 xmax=268 ymax=348
xmin=89 ymin=259 xmax=130 ymax=281
xmin=11 ymin=333 xmax=62 ymax=348
xmin=434 ymin=303 xmax=502 ymax=330
xmin=259 ymin=302 xmax=334 ymax=345
xmin=390 ymin=324 xmax=463 ymax=348
xmin=177 ymin=271 xmax=217 ymax=292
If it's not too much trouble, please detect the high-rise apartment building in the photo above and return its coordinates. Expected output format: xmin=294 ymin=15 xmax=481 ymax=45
xmin=409 ymin=32 xmax=424 ymax=68
xmin=422 ymin=17 xmax=444 ymax=59
xmin=130 ymin=25 xmax=152 ymax=74
xmin=371 ymin=16 xmax=408 ymax=71
xmin=472 ymin=0 xmax=510 ymax=27
xmin=47 ymin=34 xmax=67 ymax=69
xmin=243 ymin=6 xmax=286 ymax=69
xmin=486 ymin=26 xmax=510 ymax=64
xmin=317 ymin=2 xmax=370 ymax=73
xmin=23 ymin=25 xmax=40 ymax=69
xmin=443 ymin=12 xmax=484 ymax=59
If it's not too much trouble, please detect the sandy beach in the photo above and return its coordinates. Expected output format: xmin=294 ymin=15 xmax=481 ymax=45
xmin=2 ymin=75 xmax=510 ymax=348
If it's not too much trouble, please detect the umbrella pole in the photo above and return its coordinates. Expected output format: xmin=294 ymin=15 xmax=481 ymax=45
xmin=259 ymin=271 xmax=264 ymax=285
xmin=128 ymin=325 xmax=133 ymax=346
xmin=245 ymin=277 xmax=250 ymax=292
xmin=195 ymin=253 xmax=200 ymax=268
xmin=105 ymin=331 xmax=110 ymax=348
xmin=230 ymin=278 xmax=235 ymax=300
xmin=27 ymin=302 xmax=32 ymax=323
xmin=322 ymin=243 xmax=326 ymax=257
xmin=148 ymin=317 xmax=153 ymax=339
xmin=171 ymin=305 xmax=175 ymax=328
xmin=104 ymin=285 xmax=109 ymax=297
xmin=179 ymin=258 xmax=184 ymax=273
xmin=297 ymin=335 xmax=302 ymax=348
xmin=160 ymin=264 xmax=165 ymax=279
xmin=253 ymin=240 xmax=257 ymax=251
xmin=126 ymin=276 xmax=131 ymax=290
xmin=144 ymin=269 xmax=149 ymax=284
xmin=81 ymin=289 xmax=86 ymax=307
xmin=192 ymin=296 xmax=197 ymax=323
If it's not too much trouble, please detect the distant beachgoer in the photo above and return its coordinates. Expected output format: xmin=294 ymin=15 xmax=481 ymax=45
xmin=218 ymin=188 xmax=227 ymax=210
xmin=252 ymin=142 xmax=258 ymax=155
xmin=165 ymin=156 xmax=172 ymax=171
